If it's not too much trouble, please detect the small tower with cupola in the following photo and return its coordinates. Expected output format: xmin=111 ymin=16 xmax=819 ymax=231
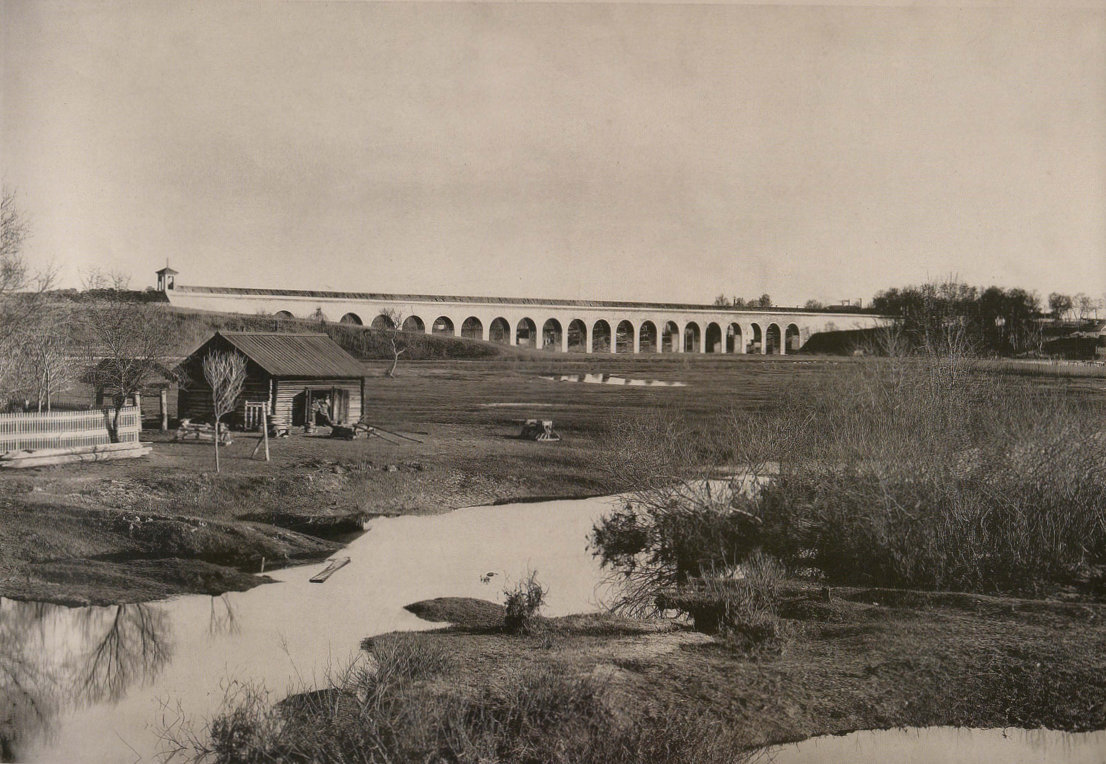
xmin=155 ymin=263 xmax=178 ymax=292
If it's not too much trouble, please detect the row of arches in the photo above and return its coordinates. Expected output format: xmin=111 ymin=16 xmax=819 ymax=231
xmin=273 ymin=310 xmax=802 ymax=354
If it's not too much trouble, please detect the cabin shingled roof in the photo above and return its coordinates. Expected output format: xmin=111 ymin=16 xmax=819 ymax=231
xmin=213 ymin=331 xmax=365 ymax=378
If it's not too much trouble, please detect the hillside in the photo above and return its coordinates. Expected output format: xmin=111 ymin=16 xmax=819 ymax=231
xmin=54 ymin=300 xmax=510 ymax=361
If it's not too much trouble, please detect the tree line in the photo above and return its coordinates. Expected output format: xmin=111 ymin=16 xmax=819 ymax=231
xmin=869 ymin=281 xmax=1102 ymax=357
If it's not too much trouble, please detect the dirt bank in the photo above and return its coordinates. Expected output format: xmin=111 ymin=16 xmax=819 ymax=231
xmin=0 ymin=497 xmax=341 ymax=605
xmin=389 ymin=588 xmax=1106 ymax=748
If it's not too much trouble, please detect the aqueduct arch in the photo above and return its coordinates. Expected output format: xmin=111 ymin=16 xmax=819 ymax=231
xmin=489 ymin=317 xmax=511 ymax=344
xmin=567 ymin=319 xmax=587 ymax=352
xmin=615 ymin=320 xmax=635 ymax=354
xmin=516 ymin=318 xmax=537 ymax=348
xmin=765 ymin=323 xmax=782 ymax=354
xmin=639 ymin=321 xmax=658 ymax=353
xmin=592 ymin=320 xmax=612 ymax=353
xmin=543 ymin=319 xmax=563 ymax=351
xmin=432 ymin=316 xmax=454 ymax=336
xmin=727 ymin=323 xmax=742 ymax=353
xmin=786 ymin=323 xmax=801 ymax=353
xmin=683 ymin=322 xmax=701 ymax=353
xmin=705 ymin=322 xmax=722 ymax=353
xmin=662 ymin=321 xmax=680 ymax=353
xmin=461 ymin=316 xmax=483 ymax=340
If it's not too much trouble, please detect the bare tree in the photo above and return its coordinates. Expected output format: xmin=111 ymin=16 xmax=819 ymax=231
xmin=83 ymin=273 xmax=177 ymax=439
xmin=19 ymin=308 xmax=77 ymax=412
xmin=1074 ymin=293 xmax=1096 ymax=322
xmin=202 ymin=351 xmax=246 ymax=473
xmin=381 ymin=309 xmax=408 ymax=377
xmin=0 ymin=189 xmax=56 ymax=405
xmin=0 ymin=191 xmax=30 ymax=296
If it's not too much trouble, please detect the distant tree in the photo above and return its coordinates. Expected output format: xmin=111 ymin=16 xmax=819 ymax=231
xmin=1074 ymin=293 xmax=1095 ymax=322
xmin=1048 ymin=292 xmax=1073 ymax=320
xmin=202 ymin=351 xmax=246 ymax=473
xmin=803 ymin=299 xmax=824 ymax=310
xmin=732 ymin=297 xmax=747 ymax=309
xmin=872 ymin=280 xmax=1042 ymax=356
xmin=713 ymin=294 xmax=729 ymax=307
xmin=754 ymin=294 xmax=772 ymax=309
xmin=380 ymin=308 xmax=408 ymax=378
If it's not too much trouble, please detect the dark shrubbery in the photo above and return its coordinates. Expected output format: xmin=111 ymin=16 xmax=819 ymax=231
xmin=592 ymin=354 xmax=1106 ymax=607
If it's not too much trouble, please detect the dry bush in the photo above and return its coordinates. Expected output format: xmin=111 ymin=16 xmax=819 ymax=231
xmin=502 ymin=570 xmax=547 ymax=634
xmin=760 ymin=355 xmax=1106 ymax=593
xmin=166 ymin=634 xmax=757 ymax=764
xmin=593 ymin=353 xmax=1106 ymax=604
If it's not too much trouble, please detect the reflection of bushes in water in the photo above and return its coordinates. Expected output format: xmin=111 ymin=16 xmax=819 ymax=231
xmin=0 ymin=599 xmax=177 ymax=760
xmin=169 ymin=634 xmax=754 ymax=764
xmin=592 ymin=355 xmax=1106 ymax=608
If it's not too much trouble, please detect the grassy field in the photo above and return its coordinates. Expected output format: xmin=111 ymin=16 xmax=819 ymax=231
xmin=3 ymin=353 xmax=1104 ymax=606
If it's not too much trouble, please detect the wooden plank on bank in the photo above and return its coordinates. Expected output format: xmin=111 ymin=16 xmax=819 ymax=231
xmin=0 ymin=441 xmax=144 ymax=461
xmin=0 ymin=446 xmax=152 ymax=469
xmin=309 ymin=557 xmax=350 ymax=584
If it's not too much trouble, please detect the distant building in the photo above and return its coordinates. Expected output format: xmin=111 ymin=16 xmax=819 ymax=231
xmin=176 ymin=332 xmax=366 ymax=429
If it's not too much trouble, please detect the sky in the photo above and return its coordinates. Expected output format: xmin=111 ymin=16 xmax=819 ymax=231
xmin=2 ymin=0 xmax=1104 ymax=307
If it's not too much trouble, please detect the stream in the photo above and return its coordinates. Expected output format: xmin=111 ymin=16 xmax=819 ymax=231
xmin=2 ymin=495 xmax=1104 ymax=763
xmin=2 ymin=497 xmax=613 ymax=762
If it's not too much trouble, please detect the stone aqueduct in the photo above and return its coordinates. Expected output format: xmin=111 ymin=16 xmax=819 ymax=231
xmin=162 ymin=281 xmax=888 ymax=355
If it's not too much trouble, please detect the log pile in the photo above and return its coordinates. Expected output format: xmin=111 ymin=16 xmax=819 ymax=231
xmin=0 ymin=441 xmax=152 ymax=469
xmin=174 ymin=420 xmax=233 ymax=444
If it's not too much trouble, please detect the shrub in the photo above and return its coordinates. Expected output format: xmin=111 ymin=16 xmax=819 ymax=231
xmin=592 ymin=353 xmax=1106 ymax=602
xmin=658 ymin=552 xmax=787 ymax=649
xmin=503 ymin=570 xmax=547 ymax=634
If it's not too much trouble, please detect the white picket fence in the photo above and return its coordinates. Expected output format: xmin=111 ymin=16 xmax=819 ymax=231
xmin=0 ymin=406 xmax=141 ymax=452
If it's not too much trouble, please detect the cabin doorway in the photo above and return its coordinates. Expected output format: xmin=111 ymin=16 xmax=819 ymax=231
xmin=291 ymin=387 xmax=350 ymax=427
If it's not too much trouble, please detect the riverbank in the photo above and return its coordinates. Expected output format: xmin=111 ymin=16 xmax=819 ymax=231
xmin=203 ymin=587 xmax=1106 ymax=762
xmin=0 ymin=422 xmax=610 ymax=605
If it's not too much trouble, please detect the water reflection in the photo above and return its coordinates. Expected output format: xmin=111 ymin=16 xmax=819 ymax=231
xmin=208 ymin=595 xmax=239 ymax=637
xmin=69 ymin=604 xmax=172 ymax=705
xmin=765 ymin=726 xmax=1106 ymax=764
xmin=0 ymin=601 xmax=60 ymax=762
xmin=0 ymin=598 xmax=179 ymax=761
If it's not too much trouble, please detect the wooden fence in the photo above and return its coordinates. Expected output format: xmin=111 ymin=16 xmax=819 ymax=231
xmin=0 ymin=406 xmax=141 ymax=452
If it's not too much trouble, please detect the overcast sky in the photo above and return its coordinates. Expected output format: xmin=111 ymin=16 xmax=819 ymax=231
xmin=2 ymin=0 xmax=1104 ymax=306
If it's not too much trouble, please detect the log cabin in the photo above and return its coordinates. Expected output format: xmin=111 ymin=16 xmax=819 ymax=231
xmin=176 ymin=332 xmax=366 ymax=430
